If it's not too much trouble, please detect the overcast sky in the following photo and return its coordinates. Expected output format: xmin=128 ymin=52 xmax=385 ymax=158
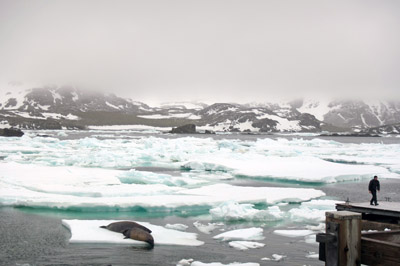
xmin=0 ymin=0 xmax=399 ymax=104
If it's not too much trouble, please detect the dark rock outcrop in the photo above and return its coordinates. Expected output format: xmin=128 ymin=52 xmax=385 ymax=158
xmin=0 ymin=128 xmax=24 ymax=137
xmin=170 ymin=124 xmax=197 ymax=134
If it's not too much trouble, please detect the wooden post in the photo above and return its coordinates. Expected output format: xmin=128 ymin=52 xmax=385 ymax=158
xmin=326 ymin=211 xmax=362 ymax=266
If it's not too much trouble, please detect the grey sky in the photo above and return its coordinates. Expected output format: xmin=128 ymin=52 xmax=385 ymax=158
xmin=0 ymin=0 xmax=399 ymax=104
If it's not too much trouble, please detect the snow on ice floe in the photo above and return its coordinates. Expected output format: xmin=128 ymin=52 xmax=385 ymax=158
xmin=190 ymin=262 xmax=259 ymax=266
xmin=1 ymin=134 xmax=399 ymax=183
xmin=273 ymin=229 xmax=314 ymax=238
xmin=213 ymin=228 xmax=264 ymax=241
xmin=210 ymin=201 xmax=284 ymax=221
xmin=261 ymin=254 xmax=286 ymax=262
xmin=193 ymin=221 xmax=223 ymax=234
xmin=184 ymin=155 xmax=397 ymax=183
xmin=228 ymin=241 xmax=265 ymax=250
xmin=166 ymin=223 xmax=189 ymax=231
xmin=177 ymin=259 xmax=261 ymax=266
xmin=0 ymin=162 xmax=325 ymax=210
xmin=62 ymin=219 xmax=204 ymax=246
xmin=289 ymin=199 xmax=343 ymax=223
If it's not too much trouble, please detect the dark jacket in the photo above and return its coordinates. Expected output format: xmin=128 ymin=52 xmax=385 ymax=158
xmin=369 ymin=179 xmax=380 ymax=191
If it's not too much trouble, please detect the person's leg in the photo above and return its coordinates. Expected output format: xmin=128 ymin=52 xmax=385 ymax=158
xmin=370 ymin=192 xmax=374 ymax=205
xmin=372 ymin=190 xmax=378 ymax=205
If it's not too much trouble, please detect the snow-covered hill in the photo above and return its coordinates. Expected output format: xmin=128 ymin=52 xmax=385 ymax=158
xmin=1 ymin=84 xmax=400 ymax=133
xmin=295 ymin=99 xmax=400 ymax=129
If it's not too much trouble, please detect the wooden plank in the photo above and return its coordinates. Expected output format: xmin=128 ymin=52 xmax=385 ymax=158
xmin=336 ymin=202 xmax=400 ymax=219
xmin=362 ymin=230 xmax=400 ymax=245
xmin=361 ymin=236 xmax=400 ymax=266
xmin=362 ymin=220 xmax=400 ymax=231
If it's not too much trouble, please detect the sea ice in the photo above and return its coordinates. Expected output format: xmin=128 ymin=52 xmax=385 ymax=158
xmin=62 ymin=219 xmax=204 ymax=246
xmin=184 ymin=155 xmax=396 ymax=183
xmin=261 ymin=254 xmax=286 ymax=262
xmin=191 ymin=262 xmax=260 ymax=266
xmin=289 ymin=199 xmax=342 ymax=223
xmin=209 ymin=201 xmax=283 ymax=221
xmin=273 ymin=229 xmax=314 ymax=238
xmin=166 ymin=224 xmax=189 ymax=231
xmin=1 ymin=132 xmax=399 ymax=185
xmin=193 ymin=221 xmax=222 ymax=234
xmin=271 ymin=254 xmax=286 ymax=261
xmin=306 ymin=252 xmax=319 ymax=259
xmin=213 ymin=228 xmax=264 ymax=241
xmin=228 ymin=241 xmax=265 ymax=250
xmin=0 ymin=163 xmax=325 ymax=211
xmin=177 ymin=258 xmax=194 ymax=266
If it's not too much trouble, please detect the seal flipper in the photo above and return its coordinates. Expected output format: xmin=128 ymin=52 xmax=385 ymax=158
xmin=100 ymin=225 xmax=107 ymax=229
xmin=122 ymin=229 xmax=130 ymax=237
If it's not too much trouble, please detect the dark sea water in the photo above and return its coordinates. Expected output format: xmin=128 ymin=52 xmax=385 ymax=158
xmin=1 ymin=133 xmax=399 ymax=266
xmin=2 ymin=179 xmax=399 ymax=266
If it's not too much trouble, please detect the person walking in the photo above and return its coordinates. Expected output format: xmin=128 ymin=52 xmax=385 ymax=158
xmin=368 ymin=175 xmax=380 ymax=206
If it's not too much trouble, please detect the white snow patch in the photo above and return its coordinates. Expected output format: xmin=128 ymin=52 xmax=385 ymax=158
xmin=257 ymin=114 xmax=301 ymax=131
xmin=273 ymin=229 xmax=314 ymax=238
xmin=106 ymin=101 xmax=121 ymax=109
xmin=87 ymin=125 xmax=172 ymax=132
xmin=191 ymin=262 xmax=259 ymax=266
xmin=213 ymin=228 xmax=264 ymax=241
xmin=177 ymin=258 xmax=194 ymax=266
xmin=62 ymin=219 xmax=203 ymax=246
xmin=165 ymin=224 xmax=188 ymax=231
xmin=306 ymin=252 xmax=319 ymax=259
xmin=193 ymin=221 xmax=222 ymax=234
xmin=138 ymin=113 xmax=201 ymax=120
xmin=210 ymin=201 xmax=283 ymax=221
xmin=228 ymin=241 xmax=265 ymax=250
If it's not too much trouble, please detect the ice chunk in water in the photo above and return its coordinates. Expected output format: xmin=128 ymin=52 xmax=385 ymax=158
xmin=213 ymin=228 xmax=264 ymax=241
xmin=62 ymin=219 xmax=204 ymax=246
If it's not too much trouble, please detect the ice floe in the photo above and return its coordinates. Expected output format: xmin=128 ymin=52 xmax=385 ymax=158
xmin=213 ymin=228 xmax=264 ymax=241
xmin=228 ymin=241 xmax=265 ymax=250
xmin=193 ymin=221 xmax=222 ymax=234
xmin=210 ymin=201 xmax=283 ymax=221
xmin=191 ymin=262 xmax=259 ymax=266
xmin=0 ymin=163 xmax=325 ymax=211
xmin=273 ymin=229 xmax=314 ymax=238
xmin=62 ymin=219 xmax=204 ymax=246
xmin=261 ymin=254 xmax=286 ymax=262
xmin=1 ymin=133 xmax=399 ymax=184
xmin=166 ymin=224 xmax=189 ymax=231
xmin=289 ymin=199 xmax=343 ymax=223
xmin=184 ymin=155 xmax=397 ymax=183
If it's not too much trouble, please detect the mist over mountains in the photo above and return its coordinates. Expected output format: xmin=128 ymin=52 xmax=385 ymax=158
xmin=1 ymin=85 xmax=400 ymax=134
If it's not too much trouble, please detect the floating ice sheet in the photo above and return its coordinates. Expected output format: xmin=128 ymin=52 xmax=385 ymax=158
xmin=191 ymin=262 xmax=260 ymax=266
xmin=210 ymin=201 xmax=283 ymax=221
xmin=0 ymin=162 xmax=325 ymax=210
xmin=289 ymin=199 xmax=343 ymax=223
xmin=1 ymin=133 xmax=399 ymax=183
xmin=62 ymin=219 xmax=204 ymax=246
xmin=213 ymin=228 xmax=264 ymax=241
xmin=228 ymin=241 xmax=265 ymax=250
xmin=184 ymin=155 xmax=397 ymax=183
xmin=273 ymin=229 xmax=314 ymax=238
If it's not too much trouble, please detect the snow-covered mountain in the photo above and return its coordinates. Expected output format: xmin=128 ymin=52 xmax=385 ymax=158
xmin=1 ymin=84 xmax=400 ymax=133
xmin=294 ymin=99 xmax=400 ymax=129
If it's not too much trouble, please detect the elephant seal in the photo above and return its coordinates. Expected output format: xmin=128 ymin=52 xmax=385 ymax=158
xmin=123 ymin=227 xmax=154 ymax=248
xmin=100 ymin=221 xmax=152 ymax=234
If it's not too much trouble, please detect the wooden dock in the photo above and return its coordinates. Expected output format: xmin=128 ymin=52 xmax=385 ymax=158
xmin=317 ymin=202 xmax=400 ymax=265
xmin=336 ymin=202 xmax=400 ymax=224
